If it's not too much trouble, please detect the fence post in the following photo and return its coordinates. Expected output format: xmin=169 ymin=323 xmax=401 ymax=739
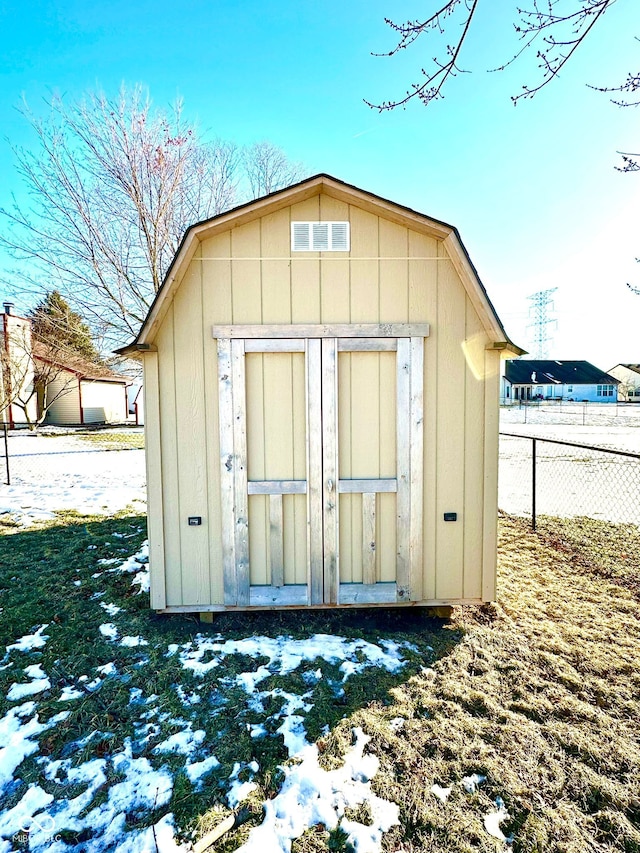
xmin=2 ymin=423 xmax=9 ymax=486
xmin=532 ymin=437 xmax=537 ymax=531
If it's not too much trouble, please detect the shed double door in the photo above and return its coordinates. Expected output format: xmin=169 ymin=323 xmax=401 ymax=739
xmin=215 ymin=324 xmax=427 ymax=608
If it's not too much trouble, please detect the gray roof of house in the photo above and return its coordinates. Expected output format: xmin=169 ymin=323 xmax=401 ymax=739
xmin=505 ymin=360 xmax=619 ymax=385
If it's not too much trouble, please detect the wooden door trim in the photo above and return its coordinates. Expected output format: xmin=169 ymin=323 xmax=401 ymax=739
xmin=213 ymin=323 xmax=430 ymax=339
xmin=217 ymin=333 xmax=425 ymax=608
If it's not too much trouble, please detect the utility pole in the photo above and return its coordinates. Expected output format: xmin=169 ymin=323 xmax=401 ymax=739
xmin=526 ymin=288 xmax=558 ymax=359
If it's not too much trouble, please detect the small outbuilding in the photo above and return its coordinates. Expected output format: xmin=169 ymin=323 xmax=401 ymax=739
xmin=37 ymin=345 xmax=131 ymax=426
xmin=119 ymin=175 xmax=522 ymax=613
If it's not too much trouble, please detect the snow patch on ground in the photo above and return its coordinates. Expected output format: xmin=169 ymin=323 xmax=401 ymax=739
xmin=21 ymin=741 xmax=176 ymax=852
xmin=462 ymin=772 xmax=486 ymax=793
xmin=0 ymin=704 xmax=70 ymax=798
xmin=237 ymin=728 xmax=399 ymax=853
xmin=99 ymin=623 xmax=119 ymax=641
xmin=431 ymin=784 xmax=452 ymax=802
xmin=172 ymin=633 xmax=409 ymax=683
xmin=5 ymin=625 xmax=49 ymax=654
xmin=484 ymin=797 xmax=512 ymax=843
xmin=110 ymin=542 xmax=150 ymax=593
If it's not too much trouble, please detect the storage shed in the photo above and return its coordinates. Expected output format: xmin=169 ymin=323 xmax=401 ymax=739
xmin=119 ymin=175 xmax=522 ymax=613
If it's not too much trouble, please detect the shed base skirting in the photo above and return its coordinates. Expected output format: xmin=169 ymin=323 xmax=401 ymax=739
xmin=157 ymin=597 xmax=484 ymax=615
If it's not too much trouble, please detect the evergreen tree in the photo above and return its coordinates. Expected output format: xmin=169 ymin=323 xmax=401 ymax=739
xmin=29 ymin=290 xmax=101 ymax=362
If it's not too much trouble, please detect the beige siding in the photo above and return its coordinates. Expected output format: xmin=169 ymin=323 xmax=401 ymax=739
xmin=80 ymin=380 xmax=127 ymax=423
xmin=151 ymin=190 xmax=497 ymax=608
xmin=173 ymin=257 xmax=210 ymax=606
xmin=463 ymin=299 xmax=487 ymax=600
xmin=46 ymin=372 xmax=81 ymax=425
xmin=156 ymin=305 xmax=181 ymax=605
xmin=143 ymin=352 xmax=166 ymax=609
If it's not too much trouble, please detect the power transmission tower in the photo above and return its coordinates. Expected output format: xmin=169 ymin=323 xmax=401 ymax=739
xmin=526 ymin=288 xmax=558 ymax=359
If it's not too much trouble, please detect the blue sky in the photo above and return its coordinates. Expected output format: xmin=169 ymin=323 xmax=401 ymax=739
xmin=0 ymin=0 xmax=638 ymax=368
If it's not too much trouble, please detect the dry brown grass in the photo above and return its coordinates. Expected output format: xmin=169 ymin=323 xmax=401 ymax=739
xmin=291 ymin=513 xmax=640 ymax=852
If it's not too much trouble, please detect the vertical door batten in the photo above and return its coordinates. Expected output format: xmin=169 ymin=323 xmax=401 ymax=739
xmin=217 ymin=338 xmax=237 ymax=604
xmin=321 ymin=337 xmax=339 ymax=604
xmin=362 ymin=492 xmax=377 ymax=585
xmin=231 ymin=339 xmax=250 ymax=605
xmin=409 ymin=336 xmax=425 ymax=601
xmin=143 ymin=351 xmax=166 ymax=610
xmin=396 ymin=338 xmax=411 ymax=600
xmin=269 ymin=493 xmax=284 ymax=588
xmin=306 ymin=338 xmax=324 ymax=604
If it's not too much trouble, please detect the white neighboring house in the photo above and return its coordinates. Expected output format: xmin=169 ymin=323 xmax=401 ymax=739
xmin=1 ymin=302 xmax=130 ymax=427
xmin=0 ymin=304 xmax=38 ymax=426
xmin=607 ymin=364 xmax=640 ymax=402
xmin=501 ymin=359 xmax=619 ymax=404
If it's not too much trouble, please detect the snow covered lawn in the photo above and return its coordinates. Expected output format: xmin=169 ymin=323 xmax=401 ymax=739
xmin=0 ymin=430 xmax=146 ymax=526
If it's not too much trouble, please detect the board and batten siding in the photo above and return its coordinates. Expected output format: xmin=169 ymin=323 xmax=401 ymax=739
xmin=145 ymin=194 xmax=498 ymax=609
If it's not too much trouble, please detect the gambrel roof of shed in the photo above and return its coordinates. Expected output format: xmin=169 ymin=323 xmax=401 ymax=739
xmin=505 ymin=359 xmax=619 ymax=385
xmin=117 ymin=173 xmax=524 ymax=356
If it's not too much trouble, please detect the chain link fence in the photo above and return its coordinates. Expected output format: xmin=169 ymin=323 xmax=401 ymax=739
xmin=499 ymin=433 xmax=640 ymax=528
xmin=1 ymin=427 xmax=144 ymax=487
xmin=1 ymin=425 xmax=9 ymax=486
xmin=502 ymin=401 xmax=640 ymax=429
xmin=4 ymin=425 xmax=639 ymax=533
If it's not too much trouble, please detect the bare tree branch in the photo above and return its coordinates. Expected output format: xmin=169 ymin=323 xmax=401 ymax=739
xmin=365 ymin=0 xmax=479 ymax=111
xmin=616 ymin=151 xmax=640 ymax=172
xmin=366 ymin=0 xmax=629 ymax=110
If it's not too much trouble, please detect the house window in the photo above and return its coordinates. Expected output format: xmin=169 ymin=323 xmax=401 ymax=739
xmin=597 ymin=384 xmax=614 ymax=397
xmin=291 ymin=222 xmax=350 ymax=252
xmin=567 ymin=385 xmax=573 ymax=393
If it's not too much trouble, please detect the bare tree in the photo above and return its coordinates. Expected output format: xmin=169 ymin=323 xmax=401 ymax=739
xmin=0 ymin=86 xmax=241 ymax=348
xmin=366 ymin=0 xmax=631 ymax=111
xmin=1 ymin=87 xmax=307 ymax=349
xmin=242 ymin=141 xmax=305 ymax=199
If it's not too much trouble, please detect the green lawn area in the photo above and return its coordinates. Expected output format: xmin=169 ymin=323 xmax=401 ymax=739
xmin=76 ymin=430 xmax=145 ymax=450
xmin=0 ymin=511 xmax=639 ymax=851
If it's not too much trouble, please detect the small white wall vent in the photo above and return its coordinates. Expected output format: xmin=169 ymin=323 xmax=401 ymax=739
xmin=291 ymin=221 xmax=350 ymax=252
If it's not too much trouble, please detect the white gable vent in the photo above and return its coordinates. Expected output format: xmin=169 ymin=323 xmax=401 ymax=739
xmin=291 ymin=221 xmax=350 ymax=252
